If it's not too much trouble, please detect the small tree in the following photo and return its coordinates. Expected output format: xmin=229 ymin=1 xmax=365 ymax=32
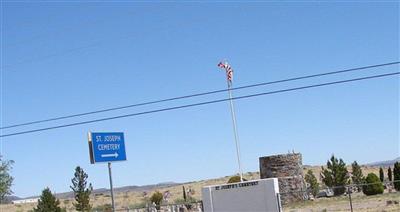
xmin=351 ymin=161 xmax=363 ymax=192
xmin=150 ymin=191 xmax=163 ymax=210
xmin=305 ymin=170 xmax=319 ymax=197
xmin=0 ymin=157 xmax=14 ymax=203
xmin=362 ymin=173 xmax=384 ymax=196
xmin=320 ymin=155 xmax=349 ymax=196
xmin=394 ymin=162 xmax=400 ymax=191
xmin=388 ymin=167 xmax=393 ymax=182
xmin=379 ymin=167 xmax=384 ymax=182
xmin=70 ymin=166 xmax=93 ymax=211
xmin=34 ymin=188 xmax=64 ymax=212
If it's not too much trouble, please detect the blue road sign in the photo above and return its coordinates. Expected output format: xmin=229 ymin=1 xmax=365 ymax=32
xmin=88 ymin=132 xmax=127 ymax=163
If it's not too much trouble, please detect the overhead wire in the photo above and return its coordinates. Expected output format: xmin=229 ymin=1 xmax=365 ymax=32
xmin=1 ymin=71 xmax=398 ymax=138
xmin=1 ymin=61 xmax=399 ymax=130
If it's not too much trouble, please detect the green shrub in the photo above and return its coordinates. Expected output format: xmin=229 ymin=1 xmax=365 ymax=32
xmin=227 ymin=176 xmax=247 ymax=184
xmin=362 ymin=173 xmax=384 ymax=196
xmin=150 ymin=191 xmax=163 ymax=210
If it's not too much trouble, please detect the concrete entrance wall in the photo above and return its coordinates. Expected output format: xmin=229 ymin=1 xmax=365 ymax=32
xmin=202 ymin=178 xmax=281 ymax=212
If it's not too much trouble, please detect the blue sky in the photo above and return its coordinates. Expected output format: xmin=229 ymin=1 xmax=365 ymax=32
xmin=1 ymin=2 xmax=399 ymax=197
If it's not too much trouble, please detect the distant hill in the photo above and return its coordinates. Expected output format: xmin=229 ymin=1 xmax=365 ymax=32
xmin=2 ymin=196 xmax=21 ymax=203
xmin=24 ymin=182 xmax=180 ymax=200
xmin=113 ymin=182 xmax=179 ymax=193
xmin=365 ymin=157 xmax=400 ymax=167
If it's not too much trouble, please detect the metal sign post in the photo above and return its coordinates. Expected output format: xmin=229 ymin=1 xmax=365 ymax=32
xmin=108 ymin=162 xmax=115 ymax=212
xmin=88 ymin=132 xmax=127 ymax=212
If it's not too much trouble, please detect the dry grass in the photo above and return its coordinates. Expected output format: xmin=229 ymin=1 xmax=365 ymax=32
xmin=284 ymin=192 xmax=400 ymax=212
xmin=0 ymin=166 xmax=393 ymax=212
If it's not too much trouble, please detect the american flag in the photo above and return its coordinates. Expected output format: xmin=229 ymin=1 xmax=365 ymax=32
xmin=218 ymin=61 xmax=233 ymax=83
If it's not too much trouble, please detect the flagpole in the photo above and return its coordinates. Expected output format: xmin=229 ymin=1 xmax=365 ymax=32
xmin=226 ymin=79 xmax=244 ymax=182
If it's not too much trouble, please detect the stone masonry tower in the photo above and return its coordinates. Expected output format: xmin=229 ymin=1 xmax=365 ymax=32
xmin=259 ymin=153 xmax=306 ymax=204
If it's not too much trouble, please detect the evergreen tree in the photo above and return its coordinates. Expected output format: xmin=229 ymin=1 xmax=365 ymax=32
xmin=351 ymin=161 xmax=363 ymax=192
xmin=394 ymin=162 xmax=400 ymax=191
xmin=33 ymin=188 xmax=63 ymax=212
xmin=305 ymin=170 xmax=319 ymax=197
xmin=388 ymin=167 xmax=393 ymax=182
xmin=0 ymin=157 xmax=14 ymax=203
xmin=379 ymin=167 xmax=384 ymax=182
xmin=320 ymin=155 xmax=349 ymax=196
xmin=70 ymin=166 xmax=93 ymax=211
xmin=362 ymin=173 xmax=384 ymax=196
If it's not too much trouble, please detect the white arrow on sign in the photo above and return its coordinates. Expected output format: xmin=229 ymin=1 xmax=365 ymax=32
xmin=101 ymin=152 xmax=119 ymax=158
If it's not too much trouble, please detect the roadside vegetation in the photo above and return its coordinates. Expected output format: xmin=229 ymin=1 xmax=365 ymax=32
xmin=1 ymin=155 xmax=399 ymax=211
xmin=33 ymin=188 xmax=65 ymax=212
xmin=70 ymin=166 xmax=93 ymax=211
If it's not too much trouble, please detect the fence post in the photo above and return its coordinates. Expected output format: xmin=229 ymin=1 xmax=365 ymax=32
xmin=347 ymin=186 xmax=353 ymax=212
xmin=276 ymin=193 xmax=282 ymax=212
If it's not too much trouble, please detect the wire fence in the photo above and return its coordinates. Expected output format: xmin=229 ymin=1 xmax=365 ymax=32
xmin=92 ymin=181 xmax=400 ymax=212
xmin=279 ymin=180 xmax=400 ymax=212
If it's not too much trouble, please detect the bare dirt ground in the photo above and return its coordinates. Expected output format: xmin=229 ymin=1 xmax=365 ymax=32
xmin=1 ymin=166 xmax=396 ymax=212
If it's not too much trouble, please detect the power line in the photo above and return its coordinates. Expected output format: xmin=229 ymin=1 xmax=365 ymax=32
xmin=1 ymin=61 xmax=399 ymax=130
xmin=1 ymin=42 xmax=101 ymax=69
xmin=1 ymin=71 xmax=398 ymax=138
